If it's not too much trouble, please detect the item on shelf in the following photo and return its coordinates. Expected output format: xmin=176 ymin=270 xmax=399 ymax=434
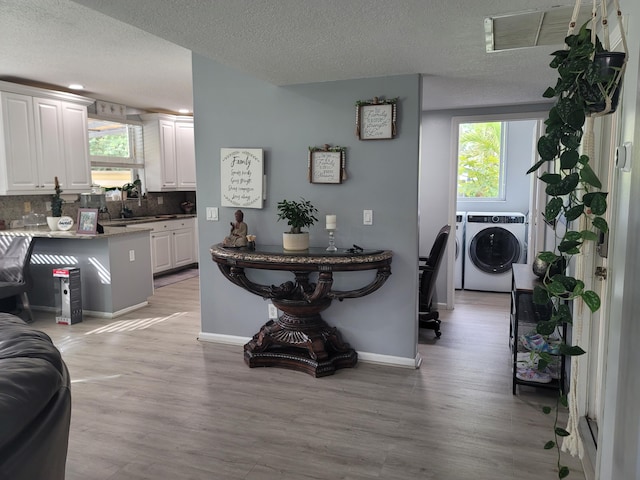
xmin=516 ymin=352 xmax=561 ymax=380
xmin=519 ymin=332 xmax=561 ymax=355
xmin=516 ymin=366 xmax=552 ymax=384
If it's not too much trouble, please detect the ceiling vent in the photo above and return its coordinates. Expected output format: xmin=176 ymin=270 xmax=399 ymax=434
xmin=485 ymin=5 xmax=594 ymax=52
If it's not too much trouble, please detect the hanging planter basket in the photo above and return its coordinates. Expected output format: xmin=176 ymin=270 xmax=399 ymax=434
xmin=584 ymin=51 xmax=626 ymax=114
xmin=561 ymin=0 xmax=629 ymax=118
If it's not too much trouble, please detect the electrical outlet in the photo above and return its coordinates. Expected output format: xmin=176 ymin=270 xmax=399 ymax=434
xmin=157 ymin=196 xmax=163 ymax=205
xmin=363 ymin=209 xmax=373 ymax=225
xmin=23 ymin=201 xmax=31 ymax=213
xmin=268 ymin=303 xmax=278 ymax=319
xmin=45 ymin=201 xmax=52 ymax=212
xmin=129 ymin=250 xmax=135 ymax=262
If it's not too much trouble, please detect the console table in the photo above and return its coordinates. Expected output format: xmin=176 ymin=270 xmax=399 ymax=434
xmin=210 ymin=244 xmax=393 ymax=377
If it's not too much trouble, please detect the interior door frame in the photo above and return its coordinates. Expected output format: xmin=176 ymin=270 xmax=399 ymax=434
xmin=447 ymin=112 xmax=547 ymax=308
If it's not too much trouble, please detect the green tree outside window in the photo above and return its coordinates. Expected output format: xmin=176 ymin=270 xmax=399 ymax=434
xmin=457 ymin=122 xmax=502 ymax=198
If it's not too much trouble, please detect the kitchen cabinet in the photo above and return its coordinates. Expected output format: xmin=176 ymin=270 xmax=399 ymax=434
xmin=141 ymin=114 xmax=196 ymax=191
xmin=132 ymin=218 xmax=197 ymax=275
xmin=0 ymin=81 xmax=93 ymax=195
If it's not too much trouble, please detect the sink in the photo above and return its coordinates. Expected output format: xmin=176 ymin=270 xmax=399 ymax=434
xmin=155 ymin=215 xmax=178 ymax=219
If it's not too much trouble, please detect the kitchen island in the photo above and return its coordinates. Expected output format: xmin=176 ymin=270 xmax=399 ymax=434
xmin=1 ymin=226 xmax=153 ymax=318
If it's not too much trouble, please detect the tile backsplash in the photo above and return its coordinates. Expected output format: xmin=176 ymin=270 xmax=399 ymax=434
xmin=0 ymin=191 xmax=196 ymax=228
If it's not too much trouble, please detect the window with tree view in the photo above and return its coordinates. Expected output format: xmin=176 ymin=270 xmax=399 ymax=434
xmin=88 ymin=119 xmax=144 ymax=188
xmin=457 ymin=122 xmax=505 ymax=199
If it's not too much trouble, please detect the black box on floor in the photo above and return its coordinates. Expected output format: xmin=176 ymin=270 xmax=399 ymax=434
xmin=53 ymin=267 xmax=82 ymax=325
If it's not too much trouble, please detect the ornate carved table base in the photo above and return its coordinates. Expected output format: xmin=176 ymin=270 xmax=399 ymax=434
xmin=243 ymin=298 xmax=357 ymax=377
xmin=210 ymin=244 xmax=392 ymax=377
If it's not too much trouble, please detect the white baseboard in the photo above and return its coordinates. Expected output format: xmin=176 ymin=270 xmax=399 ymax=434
xmin=198 ymin=332 xmax=249 ymax=345
xmin=198 ymin=332 xmax=422 ymax=369
xmin=86 ymin=302 xmax=150 ymax=319
xmin=33 ymin=302 xmax=149 ymax=319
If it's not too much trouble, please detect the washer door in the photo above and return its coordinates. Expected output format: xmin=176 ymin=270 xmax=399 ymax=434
xmin=469 ymin=227 xmax=520 ymax=274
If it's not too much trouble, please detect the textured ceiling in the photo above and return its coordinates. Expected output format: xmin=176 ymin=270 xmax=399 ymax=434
xmin=1 ymin=0 xmax=583 ymax=113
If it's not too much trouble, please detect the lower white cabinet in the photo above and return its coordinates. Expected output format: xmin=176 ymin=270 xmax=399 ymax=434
xmin=132 ymin=218 xmax=197 ymax=275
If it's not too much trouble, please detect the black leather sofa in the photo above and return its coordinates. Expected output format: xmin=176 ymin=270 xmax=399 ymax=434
xmin=0 ymin=313 xmax=71 ymax=480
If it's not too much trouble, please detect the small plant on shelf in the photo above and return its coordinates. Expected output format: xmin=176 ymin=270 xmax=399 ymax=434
xmin=276 ymin=197 xmax=318 ymax=234
xmin=51 ymin=177 xmax=64 ymax=217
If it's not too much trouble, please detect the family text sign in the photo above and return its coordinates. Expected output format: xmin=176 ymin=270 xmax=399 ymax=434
xmin=356 ymin=97 xmax=398 ymax=140
xmin=308 ymin=145 xmax=346 ymax=184
xmin=220 ymin=148 xmax=264 ymax=209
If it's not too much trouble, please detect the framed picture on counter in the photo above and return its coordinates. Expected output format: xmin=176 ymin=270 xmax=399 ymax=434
xmin=76 ymin=208 xmax=98 ymax=235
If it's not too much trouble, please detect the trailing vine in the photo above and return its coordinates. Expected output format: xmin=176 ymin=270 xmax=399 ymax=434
xmin=527 ymin=21 xmax=626 ymax=478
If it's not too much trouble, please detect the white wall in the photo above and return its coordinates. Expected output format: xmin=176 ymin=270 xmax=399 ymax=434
xmin=598 ymin=2 xmax=640 ymax=477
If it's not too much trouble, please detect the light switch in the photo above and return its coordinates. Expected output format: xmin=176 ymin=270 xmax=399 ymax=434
xmin=363 ymin=210 xmax=373 ymax=225
xmin=206 ymin=207 xmax=219 ymax=221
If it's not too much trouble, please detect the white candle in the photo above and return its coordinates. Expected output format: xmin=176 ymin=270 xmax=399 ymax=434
xmin=326 ymin=214 xmax=337 ymax=230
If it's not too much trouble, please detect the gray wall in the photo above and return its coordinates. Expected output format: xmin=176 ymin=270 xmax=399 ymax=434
xmin=192 ymin=54 xmax=421 ymax=360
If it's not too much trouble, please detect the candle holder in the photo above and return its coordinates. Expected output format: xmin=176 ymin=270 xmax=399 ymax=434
xmin=326 ymin=229 xmax=337 ymax=252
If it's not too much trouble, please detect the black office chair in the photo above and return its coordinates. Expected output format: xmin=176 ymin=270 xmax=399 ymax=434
xmin=0 ymin=236 xmax=36 ymax=323
xmin=419 ymin=225 xmax=451 ymax=338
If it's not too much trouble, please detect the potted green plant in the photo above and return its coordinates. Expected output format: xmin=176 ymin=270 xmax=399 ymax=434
xmin=47 ymin=176 xmax=64 ymax=230
xmin=277 ymin=197 xmax=318 ymax=250
xmin=527 ymin=20 xmax=626 ymax=479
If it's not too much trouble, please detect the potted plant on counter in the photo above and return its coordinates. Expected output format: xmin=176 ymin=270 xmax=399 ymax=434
xmin=47 ymin=177 xmax=64 ymax=230
xmin=277 ymin=197 xmax=318 ymax=251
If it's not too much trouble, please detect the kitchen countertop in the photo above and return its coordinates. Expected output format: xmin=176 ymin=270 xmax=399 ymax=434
xmin=100 ymin=213 xmax=197 ymax=227
xmin=0 ymin=214 xmax=196 ymax=239
xmin=0 ymin=226 xmax=151 ymax=239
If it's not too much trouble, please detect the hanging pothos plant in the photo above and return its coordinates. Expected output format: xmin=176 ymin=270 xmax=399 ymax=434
xmin=527 ymin=19 xmax=626 ymax=479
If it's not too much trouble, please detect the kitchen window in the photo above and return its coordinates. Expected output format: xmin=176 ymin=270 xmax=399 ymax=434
xmin=88 ymin=118 xmax=144 ymax=188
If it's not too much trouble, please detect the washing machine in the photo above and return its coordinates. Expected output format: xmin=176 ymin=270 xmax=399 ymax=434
xmin=455 ymin=212 xmax=465 ymax=290
xmin=464 ymin=212 xmax=526 ymax=292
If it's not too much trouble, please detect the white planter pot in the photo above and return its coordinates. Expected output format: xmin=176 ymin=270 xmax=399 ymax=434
xmin=47 ymin=216 xmax=61 ymax=231
xmin=282 ymin=232 xmax=309 ymax=251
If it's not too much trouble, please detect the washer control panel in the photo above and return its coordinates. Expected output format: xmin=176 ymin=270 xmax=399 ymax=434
xmin=467 ymin=213 xmax=525 ymax=224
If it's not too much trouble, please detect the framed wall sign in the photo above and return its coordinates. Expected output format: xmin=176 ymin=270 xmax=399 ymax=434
xmin=308 ymin=145 xmax=347 ymax=184
xmin=76 ymin=208 xmax=98 ymax=235
xmin=355 ymin=96 xmax=398 ymax=140
xmin=220 ymin=148 xmax=264 ymax=209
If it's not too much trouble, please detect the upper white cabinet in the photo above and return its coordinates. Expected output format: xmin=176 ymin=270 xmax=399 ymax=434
xmin=141 ymin=114 xmax=196 ymax=191
xmin=0 ymin=81 xmax=93 ymax=195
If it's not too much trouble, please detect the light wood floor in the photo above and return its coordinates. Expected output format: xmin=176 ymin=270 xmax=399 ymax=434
xmin=30 ymin=281 xmax=585 ymax=480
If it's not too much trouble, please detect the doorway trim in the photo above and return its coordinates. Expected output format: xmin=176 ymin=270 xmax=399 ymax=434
xmin=447 ymin=111 xmax=548 ymax=308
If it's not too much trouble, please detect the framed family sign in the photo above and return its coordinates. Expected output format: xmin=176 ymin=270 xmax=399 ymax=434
xmin=308 ymin=145 xmax=347 ymax=184
xmin=220 ymin=148 xmax=264 ymax=209
xmin=355 ymin=96 xmax=398 ymax=140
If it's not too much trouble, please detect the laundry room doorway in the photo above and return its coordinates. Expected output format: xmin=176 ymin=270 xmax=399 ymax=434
xmin=448 ymin=113 xmax=547 ymax=307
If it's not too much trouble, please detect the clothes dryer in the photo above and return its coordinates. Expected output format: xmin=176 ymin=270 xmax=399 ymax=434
xmin=455 ymin=212 xmax=465 ymax=290
xmin=464 ymin=212 xmax=526 ymax=292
